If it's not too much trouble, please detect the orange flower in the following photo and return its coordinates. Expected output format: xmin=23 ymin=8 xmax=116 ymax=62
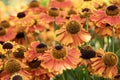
xmin=13 ymin=32 xmax=34 ymax=46
xmin=72 ymin=0 xmax=103 ymax=12
xmin=71 ymin=11 xmax=94 ymax=31
xmin=25 ymin=0 xmax=47 ymax=14
xmin=0 ymin=26 xmax=16 ymax=42
xmin=40 ymin=28 xmax=56 ymax=46
xmin=91 ymin=5 xmax=120 ymax=26
xmin=12 ymin=12 xmax=35 ymax=27
xmin=10 ymin=44 xmax=26 ymax=63
xmin=79 ymin=46 xmax=96 ymax=66
xmin=115 ymin=27 xmax=120 ymax=39
xmin=25 ymin=5 xmax=47 ymax=15
xmin=90 ymin=48 xmax=118 ymax=79
xmin=25 ymin=41 xmax=48 ymax=62
xmin=41 ymin=45 xmax=80 ymax=74
xmin=109 ymin=0 xmax=120 ymax=7
xmin=24 ymin=41 xmax=55 ymax=79
xmin=28 ymin=19 xmax=45 ymax=33
xmin=114 ymin=74 xmax=120 ymax=80
xmin=0 ymin=59 xmax=31 ymax=80
xmin=51 ymin=0 xmax=73 ymax=9
xmin=27 ymin=67 xmax=53 ymax=80
xmin=39 ymin=12 xmax=65 ymax=25
xmin=95 ymin=22 xmax=112 ymax=37
xmin=56 ymin=20 xmax=91 ymax=46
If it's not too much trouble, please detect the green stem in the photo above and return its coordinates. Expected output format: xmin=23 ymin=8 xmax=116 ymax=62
xmin=112 ymin=26 xmax=115 ymax=52
xmin=62 ymin=74 xmax=65 ymax=80
xmin=49 ymin=0 xmax=52 ymax=7
xmin=107 ymin=36 xmax=110 ymax=51
xmin=54 ymin=17 xmax=59 ymax=31
xmin=24 ymin=31 xmax=28 ymax=50
xmin=0 ymin=61 xmax=4 ymax=73
xmin=7 ymin=51 xmax=10 ymax=60
xmin=33 ymin=30 xmax=42 ymax=42
xmin=85 ymin=16 xmax=88 ymax=31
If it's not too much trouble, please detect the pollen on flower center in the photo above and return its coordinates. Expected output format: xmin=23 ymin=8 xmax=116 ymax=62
xmin=36 ymin=43 xmax=47 ymax=53
xmin=103 ymin=52 xmax=118 ymax=67
xmin=106 ymin=5 xmax=119 ymax=16
xmin=4 ymin=59 xmax=21 ymax=73
xmin=0 ymin=26 xmax=6 ymax=36
xmin=66 ymin=20 xmax=80 ymax=34
xmin=52 ymin=45 xmax=67 ymax=59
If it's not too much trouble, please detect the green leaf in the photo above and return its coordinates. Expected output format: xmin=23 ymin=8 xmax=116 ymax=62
xmin=54 ymin=20 xmax=60 ymax=31
xmin=115 ymin=48 xmax=120 ymax=55
xmin=40 ymin=0 xmax=49 ymax=7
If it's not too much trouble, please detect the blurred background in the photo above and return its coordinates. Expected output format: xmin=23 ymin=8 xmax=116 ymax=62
xmin=0 ymin=0 xmax=111 ymax=20
xmin=0 ymin=0 xmax=49 ymax=20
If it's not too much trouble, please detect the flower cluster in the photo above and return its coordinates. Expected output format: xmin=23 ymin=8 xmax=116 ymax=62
xmin=0 ymin=0 xmax=120 ymax=80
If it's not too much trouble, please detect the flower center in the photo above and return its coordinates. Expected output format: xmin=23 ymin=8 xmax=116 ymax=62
xmin=82 ymin=8 xmax=90 ymax=12
xmin=0 ymin=41 xmax=4 ymax=45
xmin=36 ymin=43 xmax=47 ymax=53
xmin=13 ymin=46 xmax=26 ymax=58
xmin=0 ymin=20 xmax=10 ymax=28
xmin=17 ymin=12 xmax=26 ymax=18
xmin=33 ymin=20 xmax=37 ymax=25
xmin=103 ymin=52 xmax=118 ymax=67
xmin=4 ymin=59 xmax=21 ymax=73
xmin=106 ymin=5 xmax=119 ymax=16
xmin=0 ymin=26 xmax=6 ymax=36
xmin=96 ymin=5 xmax=103 ymax=10
xmin=68 ymin=9 xmax=77 ymax=15
xmin=81 ymin=8 xmax=92 ymax=17
xmin=48 ymin=8 xmax=59 ymax=17
xmin=3 ymin=42 xmax=13 ymax=49
xmin=114 ymin=74 xmax=120 ymax=79
xmin=11 ymin=75 xmax=23 ymax=80
xmin=66 ymin=20 xmax=80 ymax=34
xmin=105 ymin=23 xmax=111 ymax=27
xmin=65 ymin=16 xmax=70 ymax=20
xmin=80 ymin=46 xmax=96 ymax=59
xmin=29 ymin=1 xmax=39 ymax=8
xmin=56 ymin=0 xmax=64 ymax=2
xmin=52 ymin=45 xmax=67 ymax=59
xmin=28 ymin=58 xmax=41 ymax=69
xmin=16 ymin=32 xmax=25 ymax=39
xmin=84 ymin=0 xmax=92 ymax=1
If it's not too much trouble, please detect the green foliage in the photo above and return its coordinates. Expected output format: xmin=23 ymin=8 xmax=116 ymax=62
xmin=40 ymin=0 xmax=49 ymax=7
xmin=54 ymin=66 xmax=110 ymax=80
